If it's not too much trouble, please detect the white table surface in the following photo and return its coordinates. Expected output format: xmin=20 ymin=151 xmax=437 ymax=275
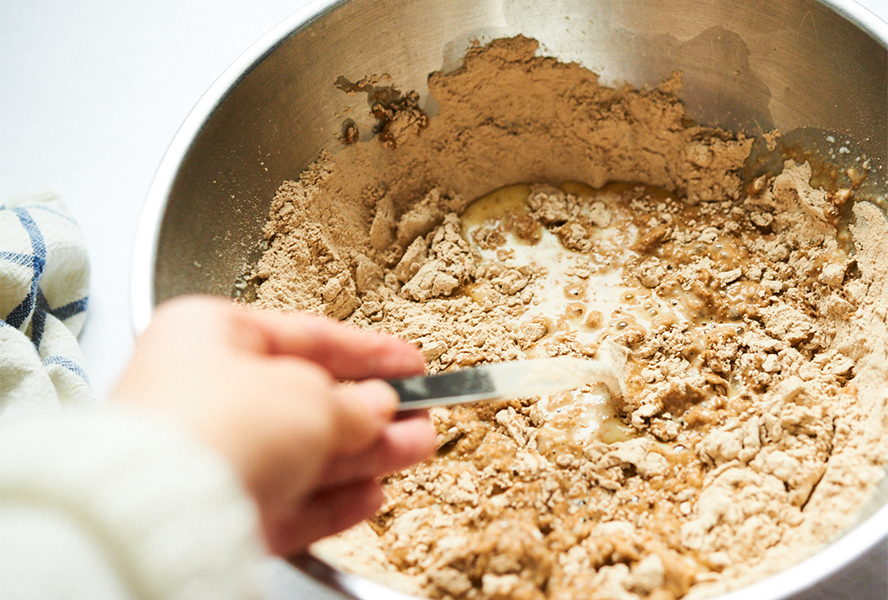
xmin=2 ymin=1 xmax=886 ymax=599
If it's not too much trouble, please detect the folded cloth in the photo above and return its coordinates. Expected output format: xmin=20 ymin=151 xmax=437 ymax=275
xmin=1 ymin=191 xmax=92 ymax=417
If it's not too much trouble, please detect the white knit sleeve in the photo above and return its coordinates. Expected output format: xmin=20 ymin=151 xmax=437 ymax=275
xmin=0 ymin=406 xmax=267 ymax=600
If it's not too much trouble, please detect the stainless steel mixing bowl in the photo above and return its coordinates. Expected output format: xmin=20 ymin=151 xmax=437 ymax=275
xmin=133 ymin=0 xmax=888 ymax=598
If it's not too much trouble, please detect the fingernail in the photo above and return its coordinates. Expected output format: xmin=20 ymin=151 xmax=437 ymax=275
xmin=355 ymin=380 xmax=398 ymax=418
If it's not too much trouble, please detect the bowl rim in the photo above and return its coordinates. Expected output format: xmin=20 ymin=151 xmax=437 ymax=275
xmin=132 ymin=0 xmax=888 ymax=598
xmin=297 ymin=498 xmax=888 ymax=600
xmin=131 ymin=0 xmax=345 ymax=335
xmin=129 ymin=0 xmax=888 ymax=336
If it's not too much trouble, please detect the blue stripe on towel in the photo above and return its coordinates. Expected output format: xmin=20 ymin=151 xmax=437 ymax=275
xmin=43 ymin=355 xmax=90 ymax=385
xmin=28 ymin=204 xmax=77 ymax=224
xmin=50 ymin=296 xmax=89 ymax=321
xmin=0 ymin=251 xmax=37 ymax=268
xmin=33 ymin=289 xmax=50 ymax=348
xmin=4 ymin=209 xmax=47 ymax=330
xmin=31 ymin=290 xmax=89 ymax=349
xmin=31 ymin=303 xmax=47 ymax=349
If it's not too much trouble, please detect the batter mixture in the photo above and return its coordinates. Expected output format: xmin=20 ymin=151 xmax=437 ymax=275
xmin=246 ymin=36 xmax=888 ymax=600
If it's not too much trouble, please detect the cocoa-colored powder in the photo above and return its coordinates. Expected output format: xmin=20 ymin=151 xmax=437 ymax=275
xmin=250 ymin=36 xmax=888 ymax=600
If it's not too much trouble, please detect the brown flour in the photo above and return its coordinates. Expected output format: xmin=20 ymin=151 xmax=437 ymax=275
xmin=247 ymin=37 xmax=888 ymax=600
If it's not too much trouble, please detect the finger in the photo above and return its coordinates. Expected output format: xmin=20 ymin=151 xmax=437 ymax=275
xmin=232 ymin=308 xmax=426 ymax=380
xmin=205 ymin=359 xmax=340 ymax=505
xmin=321 ymin=415 xmax=437 ymax=487
xmin=266 ymin=480 xmax=385 ymax=556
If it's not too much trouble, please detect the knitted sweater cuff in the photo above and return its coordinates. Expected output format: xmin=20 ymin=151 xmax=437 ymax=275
xmin=0 ymin=406 xmax=266 ymax=600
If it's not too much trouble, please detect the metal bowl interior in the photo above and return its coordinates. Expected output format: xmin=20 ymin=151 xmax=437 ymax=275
xmin=133 ymin=0 xmax=888 ymax=598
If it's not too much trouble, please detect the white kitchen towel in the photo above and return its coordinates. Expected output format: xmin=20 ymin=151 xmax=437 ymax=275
xmin=1 ymin=191 xmax=92 ymax=418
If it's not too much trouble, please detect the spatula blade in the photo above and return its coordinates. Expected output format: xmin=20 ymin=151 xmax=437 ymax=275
xmin=388 ymin=356 xmax=620 ymax=410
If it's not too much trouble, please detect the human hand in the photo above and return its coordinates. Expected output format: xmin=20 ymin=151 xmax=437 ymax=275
xmin=112 ymin=295 xmax=436 ymax=556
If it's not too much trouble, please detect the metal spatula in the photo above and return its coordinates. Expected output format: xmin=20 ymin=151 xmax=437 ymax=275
xmin=387 ymin=355 xmax=621 ymax=410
